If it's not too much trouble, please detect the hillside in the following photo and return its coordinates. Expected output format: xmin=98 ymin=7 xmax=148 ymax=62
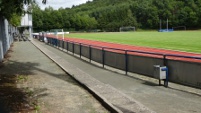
xmin=33 ymin=0 xmax=201 ymax=31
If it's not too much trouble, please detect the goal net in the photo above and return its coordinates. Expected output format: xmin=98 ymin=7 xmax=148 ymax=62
xmin=119 ymin=26 xmax=135 ymax=32
xmin=172 ymin=26 xmax=186 ymax=31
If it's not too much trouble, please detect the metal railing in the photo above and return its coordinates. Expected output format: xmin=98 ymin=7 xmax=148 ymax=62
xmin=35 ymin=35 xmax=201 ymax=88
xmin=36 ymin=36 xmax=201 ymax=73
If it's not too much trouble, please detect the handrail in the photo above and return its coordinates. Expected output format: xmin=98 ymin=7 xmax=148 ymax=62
xmin=34 ymin=34 xmax=201 ymax=88
xmin=65 ymin=38 xmax=201 ymax=60
xmin=34 ymin=35 xmax=201 ymax=61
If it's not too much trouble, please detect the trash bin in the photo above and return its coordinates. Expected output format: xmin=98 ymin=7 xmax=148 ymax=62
xmin=154 ymin=65 xmax=168 ymax=87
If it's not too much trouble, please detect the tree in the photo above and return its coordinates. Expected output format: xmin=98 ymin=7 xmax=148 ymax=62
xmin=0 ymin=0 xmax=46 ymax=25
xmin=32 ymin=0 xmax=201 ymax=31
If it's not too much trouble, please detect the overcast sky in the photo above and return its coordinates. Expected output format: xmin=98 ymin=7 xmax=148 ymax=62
xmin=36 ymin=0 xmax=92 ymax=10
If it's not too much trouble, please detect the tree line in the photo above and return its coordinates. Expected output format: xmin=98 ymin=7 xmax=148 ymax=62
xmin=33 ymin=0 xmax=201 ymax=32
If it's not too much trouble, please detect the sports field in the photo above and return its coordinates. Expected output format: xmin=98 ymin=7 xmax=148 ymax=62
xmin=64 ymin=31 xmax=201 ymax=53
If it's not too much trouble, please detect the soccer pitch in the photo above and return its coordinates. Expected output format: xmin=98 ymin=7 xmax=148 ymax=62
xmin=64 ymin=31 xmax=201 ymax=53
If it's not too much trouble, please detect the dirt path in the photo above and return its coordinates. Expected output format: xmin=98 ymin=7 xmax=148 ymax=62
xmin=0 ymin=42 xmax=108 ymax=113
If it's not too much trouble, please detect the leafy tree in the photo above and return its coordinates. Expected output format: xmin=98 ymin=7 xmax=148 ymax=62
xmin=32 ymin=0 xmax=201 ymax=31
xmin=0 ymin=0 xmax=46 ymax=26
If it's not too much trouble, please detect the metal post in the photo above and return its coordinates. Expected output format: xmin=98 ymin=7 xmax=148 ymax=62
xmin=73 ymin=43 xmax=74 ymax=55
xmin=80 ymin=43 xmax=82 ymax=58
xmin=62 ymin=40 xmax=64 ymax=50
xmin=66 ymin=41 xmax=68 ymax=52
xmin=164 ymin=68 xmax=169 ymax=87
xmin=163 ymin=55 xmax=166 ymax=66
xmin=125 ymin=50 xmax=128 ymax=75
xmin=163 ymin=55 xmax=168 ymax=87
xmin=89 ymin=46 xmax=91 ymax=62
xmin=102 ymin=48 xmax=105 ymax=68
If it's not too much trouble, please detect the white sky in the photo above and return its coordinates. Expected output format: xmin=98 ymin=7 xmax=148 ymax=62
xmin=36 ymin=0 xmax=92 ymax=10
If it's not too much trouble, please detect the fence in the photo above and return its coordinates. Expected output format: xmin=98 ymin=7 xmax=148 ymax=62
xmin=35 ymin=35 xmax=201 ymax=89
xmin=0 ymin=17 xmax=17 ymax=62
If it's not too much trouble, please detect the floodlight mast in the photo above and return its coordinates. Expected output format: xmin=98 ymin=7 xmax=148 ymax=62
xmin=167 ymin=18 xmax=168 ymax=31
xmin=160 ymin=19 xmax=162 ymax=30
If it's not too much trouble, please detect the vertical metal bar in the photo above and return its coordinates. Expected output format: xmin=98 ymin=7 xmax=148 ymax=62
xmin=56 ymin=39 xmax=57 ymax=47
xmin=102 ymin=48 xmax=105 ymax=68
xmin=80 ymin=43 xmax=82 ymax=58
xmin=89 ymin=45 xmax=91 ymax=62
xmin=163 ymin=55 xmax=166 ymax=66
xmin=164 ymin=68 xmax=169 ymax=87
xmin=73 ymin=42 xmax=74 ymax=55
xmin=62 ymin=40 xmax=64 ymax=49
xmin=56 ymin=39 xmax=58 ymax=47
xmin=125 ymin=50 xmax=128 ymax=75
xmin=66 ymin=41 xmax=68 ymax=52
xmin=163 ymin=54 xmax=169 ymax=87
xmin=53 ymin=39 xmax=55 ymax=46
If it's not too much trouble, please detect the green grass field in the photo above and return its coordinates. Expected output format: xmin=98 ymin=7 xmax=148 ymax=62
xmin=64 ymin=31 xmax=201 ymax=53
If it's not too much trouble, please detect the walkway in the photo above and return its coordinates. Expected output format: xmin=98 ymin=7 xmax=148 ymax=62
xmin=34 ymin=39 xmax=201 ymax=113
xmin=0 ymin=41 xmax=108 ymax=113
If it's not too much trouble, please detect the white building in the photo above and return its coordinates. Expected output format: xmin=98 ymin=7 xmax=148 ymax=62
xmin=20 ymin=13 xmax=32 ymax=38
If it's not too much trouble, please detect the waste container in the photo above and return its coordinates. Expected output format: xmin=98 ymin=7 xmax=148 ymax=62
xmin=154 ymin=65 xmax=168 ymax=87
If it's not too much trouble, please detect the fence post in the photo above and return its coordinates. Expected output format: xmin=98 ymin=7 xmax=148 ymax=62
xmin=73 ymin=42 xmax=74 ymax=55
xmin=57 ymin=39 xmax=59 ymax=47
xmin=62 ymin=40 xmax=64 ymax=49
xmin=89 ymin=45 xmax=91 ymax=62
xmin=125 ymin=50 xmax=128 ymax=75
xmin=102 ymin=47 xmax=105 ymax=68
xmin=66 ymin=41 xmax=68 ymax=52
xmin=80 ymin=43 xmax=82 ymax=58
xmin=163 ymin=55 xmax=166 ymax=66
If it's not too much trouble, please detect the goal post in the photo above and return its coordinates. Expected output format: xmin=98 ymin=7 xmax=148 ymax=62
xmin=172 ymin=26 xmax=186 ymax=31
xmin=119 ymin=26 xmax=135 ymax=32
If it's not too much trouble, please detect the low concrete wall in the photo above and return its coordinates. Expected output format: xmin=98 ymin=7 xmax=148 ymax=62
xmin=91 ymin=48 xmax=103 ymax=64
xmin=167 ymin=60 xmax=201 ymax=88
xmin=128 ymin=55 xmax=164 ymax=77
xmin=81 ymin=45 xmax=90 ymax=59
xmin=68 ymin=42 xmax=73 ymax=52
xmin=74 ymin=44 xmax=80 ymax=55
xmin=105 ymin=51 xmax=125 ymax=70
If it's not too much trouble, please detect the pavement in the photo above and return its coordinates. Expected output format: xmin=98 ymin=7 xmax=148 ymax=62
xmin=31 ymin=39 xmax=201 ymax=113
xmin=1 ymin=38 xmax=200 ymax=113
xmin=0 ymin=41 xmax=109 ymax=113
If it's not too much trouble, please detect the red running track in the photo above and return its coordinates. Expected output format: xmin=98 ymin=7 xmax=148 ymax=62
xmin=47 ymin=35 xmax=201 ymax=63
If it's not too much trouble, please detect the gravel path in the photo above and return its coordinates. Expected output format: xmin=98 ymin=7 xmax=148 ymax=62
xmin=0 ymin=41 xmax=108 ymax=113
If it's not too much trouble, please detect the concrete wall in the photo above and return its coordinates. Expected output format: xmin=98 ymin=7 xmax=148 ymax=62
xmin=128 ymin=55 xmax=164 ymax=77
xmin=74 ymin=44 xmax=80 ymax=55
xmin=167 ymin=60 xmax=201 ymax=88
xmin=91 ymin=48 xmax=103 ymax=64
xmin=105 ymin=51 xmax=125 ymax=70
xmin=81 ymin=45 xmax=90 ymax=59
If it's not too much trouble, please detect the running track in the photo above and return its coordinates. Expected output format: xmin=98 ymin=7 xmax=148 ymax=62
xmin=47 ymin=35 xmax=201 ymax=63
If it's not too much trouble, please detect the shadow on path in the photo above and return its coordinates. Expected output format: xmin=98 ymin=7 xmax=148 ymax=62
xmin=0 ymin=59 xmax=77 ymax=112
